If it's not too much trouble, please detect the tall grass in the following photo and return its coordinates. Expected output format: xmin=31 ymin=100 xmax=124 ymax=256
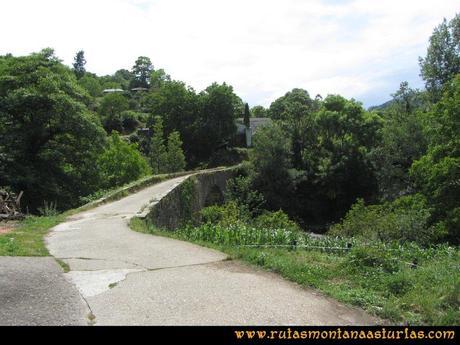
xmin=178 ymin=221 xmax=355 ymax=250
xmin=131 ymin=217 xmax=460 ymax=325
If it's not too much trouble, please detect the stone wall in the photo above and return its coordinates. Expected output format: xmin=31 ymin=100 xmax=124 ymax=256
xmin=145 ymin=168 xmax=238 ymax=230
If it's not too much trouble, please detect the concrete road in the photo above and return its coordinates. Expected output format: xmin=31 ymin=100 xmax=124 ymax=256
xmin=0 ymin=257 xmax=88 ymax=325
xmin=46 ymin=175 xmax=380 ymax=325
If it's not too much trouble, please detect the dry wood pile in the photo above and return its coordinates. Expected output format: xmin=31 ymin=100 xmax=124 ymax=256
xmin=0 ymin=189 xmax=24 ymax=220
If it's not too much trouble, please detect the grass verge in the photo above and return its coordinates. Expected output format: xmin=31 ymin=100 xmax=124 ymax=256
xmin=0 ymin=215 xmax=63 ymax=256
xmin=129 ymin=217 xmax=460 ymax=326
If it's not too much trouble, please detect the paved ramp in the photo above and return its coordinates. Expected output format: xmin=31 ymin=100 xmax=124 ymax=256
xmin=46 ymin=175 xmax=380 ymax=325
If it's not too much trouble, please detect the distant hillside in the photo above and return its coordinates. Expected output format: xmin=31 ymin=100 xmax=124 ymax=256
xmin=368 ymin=99 xmax=394 ymax=112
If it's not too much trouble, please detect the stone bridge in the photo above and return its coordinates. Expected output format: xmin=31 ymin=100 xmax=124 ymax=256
xmin=143 ymin=167 xmax=239 ymax=230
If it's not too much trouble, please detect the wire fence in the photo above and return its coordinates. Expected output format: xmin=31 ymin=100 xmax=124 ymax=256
xmin=237 ymin=244 xmax=352 ymax=251
xmin=236 ymin=242 xmax=423 ymax=268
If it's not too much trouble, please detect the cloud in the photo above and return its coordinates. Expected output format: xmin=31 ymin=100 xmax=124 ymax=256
xmin=1 ymin=0 xmax=458 ymax=107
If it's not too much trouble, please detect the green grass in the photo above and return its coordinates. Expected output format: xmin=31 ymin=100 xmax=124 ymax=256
xmin=0 ymin=215 xmax=64 ymax=256
xmin=129 ymin=217 xmax=460 ymax=326
xmin=55 ymin=258 xmax=70 ymax=272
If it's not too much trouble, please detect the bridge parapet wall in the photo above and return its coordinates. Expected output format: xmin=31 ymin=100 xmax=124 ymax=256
xmin=144 ymin=168 xmax=238 ymax=230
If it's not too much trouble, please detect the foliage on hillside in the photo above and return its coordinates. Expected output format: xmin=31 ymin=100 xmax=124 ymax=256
xmin=0 ymin=49 xmax=106 ymax=211
xmin=0 ymin=49 xmax=227 ymax=212
xmin=1 ymin=14 xmax=459 ymax=253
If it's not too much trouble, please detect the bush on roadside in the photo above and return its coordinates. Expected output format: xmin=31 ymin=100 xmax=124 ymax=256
xmin=329 ymin=194 xmax=445 ymax=245
xmin=199 ymin=201 xmax=247 ymax=227
xmin=78 ymin=189 xmax=108 ymax=205
xmin=346 ymin=245 xmax=401 ymax=273
xmin=253 ymin=210 xmax=300 ymax=232
xmin=225 ymin=175 xmax=266 ymax=217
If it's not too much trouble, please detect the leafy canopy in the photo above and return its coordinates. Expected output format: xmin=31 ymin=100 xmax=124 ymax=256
xmin=73 ymin=50 xmax=86 ymax=79
xmin=419 ymin=13 xmax=460 ymax=100
xmin=410 ymin=75 xmax=460 ymax=243
xmin=98 ymin=132 xmax=150 ymax=188
xmin=0 ymin=49 xmax=106 ymax=210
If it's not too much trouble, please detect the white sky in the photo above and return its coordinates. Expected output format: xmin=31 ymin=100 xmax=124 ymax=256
xmin=1 ymin=0 xmax=459 ymax=107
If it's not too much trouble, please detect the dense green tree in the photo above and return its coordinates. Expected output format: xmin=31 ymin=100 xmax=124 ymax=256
xmin=419 ymin=13 xmax=460 ymax=100
xmin=244 ymin=103 xmax=250 ymax=128
xmin=146 ymin=80 xmax=199 ymax=162
xmin=130 ymin=56 xmax=153 ymax=89
xmin=100 ymin=80 xmax=122 ymax=90
xmin=73 ymin=50 xmax=86 ymax=79
xmin=251 ymin=123 xmax=291 ymax=174
xmin=251 ymin=105 xmax=268 ymax=118
xmin=98 ymin=132 xmax=150 ymax=188
xmin=147 ymin=80 xmax=238 ymax=164
xmin=268 ymin=88 xmax=313 ymax=120
xmin=0 ymin=49 xmax=106 ymax=210
xmin=410 ymin=75 xmax=460 ymax=243
xmin=232 ymin=94 xmax=245 ymax=119
xmin=165 ymin=131 xmax=186 ymax=173
xmin=225 ymin=176 xmax=266 ymax=217
xmin=150 ymin=68 xmax=171 ymax=89
xmin=97 ymin=70 xmax=134 ymax=91
xmin=113 ymin=69 xmax=133 ymax=90
xmin=196 ymin=82 xmax=237 ymax=160
xmin=268 ymin=89 xmax=316 ymax=168
xmin=370 ymin=82 xmax=428 ymax=200
xmin=250 ymin=122 xmax=292 ymax=211
xmin=99 ymin=93 xmax=129 ymax=133
xmin=119 ymin=110 xmax=143 ymax=133
xmin=390 ymin=81 xmax=428 ymax=114
xmin=250 ymin=94 xmax=381 ymax=226
xmin=303 ymin=96 xmax=380 ymax=222
xmin=78 ymin=74 xmax=102 ymax=98
xmin=149 ymin=116 xmax=167 ymax=174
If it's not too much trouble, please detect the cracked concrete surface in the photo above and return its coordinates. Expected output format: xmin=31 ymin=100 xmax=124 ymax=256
xmin=46 ymin=174 xmax=381 ymax=326
xmin=65 ymin=269 xmax=145 ymax=298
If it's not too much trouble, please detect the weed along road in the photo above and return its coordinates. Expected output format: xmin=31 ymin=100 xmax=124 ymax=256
xmin=46 ymin=175 xmax=379 ymax=326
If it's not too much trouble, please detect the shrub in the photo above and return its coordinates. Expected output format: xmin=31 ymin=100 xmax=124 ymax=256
xmin=165 ymin=131 xmax=186 ymax=173
xmin=199 ymin=201 xmax=246 ymax=227
xmin=79 ymin=189 xmax=108 ymax=205
xmin=225 ymin=176 xmax=265 ymax=216
xmin=329 ymin=195 xmax=443 ymax=245
xmin=253 ymin=210 xmax=300 ymax=232
xmin=385 ymin=272 xmax=415 ymax=296
xmin=97 ymin=132 xmax=150 ymax=189
xmin=103 ymin=113 xmax=124 ymax=133
xmin=120 ymin=110 xmax=142 ymax=133
xmin=346 ymin=245 xmax=401 ymax=273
